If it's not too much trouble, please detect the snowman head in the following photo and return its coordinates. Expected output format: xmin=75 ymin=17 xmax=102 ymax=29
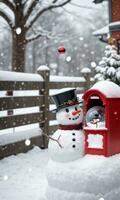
xmin=56 ymin=104 xmax=83 ymax=125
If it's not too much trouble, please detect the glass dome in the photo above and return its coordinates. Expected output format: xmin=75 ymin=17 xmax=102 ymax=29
xmin=85 ymin=106 xmax=105 ymax=128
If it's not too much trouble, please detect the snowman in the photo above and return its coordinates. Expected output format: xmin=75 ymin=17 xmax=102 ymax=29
xmin=48 ymin=88 xmax=85 ymax=162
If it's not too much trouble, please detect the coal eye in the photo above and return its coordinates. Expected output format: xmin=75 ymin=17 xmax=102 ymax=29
xmin=66 ymin=108 xmax=69 ymax=113
xmin=75 ymin=107 xmax=77 ymax=111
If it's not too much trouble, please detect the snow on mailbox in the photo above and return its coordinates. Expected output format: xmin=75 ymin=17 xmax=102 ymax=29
xmin=83 ymin=80 xmax=120 ymax=156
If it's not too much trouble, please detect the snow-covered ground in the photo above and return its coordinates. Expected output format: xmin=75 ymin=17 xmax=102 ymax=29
xmin=0 ymin=147 xmax=48 ymax=200
xmin=46 ymin=154 xmax=120 ymax=200
xmin=1 ymin=146 xmax=120 ymax=200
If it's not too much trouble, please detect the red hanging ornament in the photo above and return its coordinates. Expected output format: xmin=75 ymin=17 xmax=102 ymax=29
xmin=58 ymin=46 xmax=66 ymax=54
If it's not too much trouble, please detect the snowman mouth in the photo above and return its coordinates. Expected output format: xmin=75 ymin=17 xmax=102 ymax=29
xmin=69 ymin=114 xmax=80 ymax=121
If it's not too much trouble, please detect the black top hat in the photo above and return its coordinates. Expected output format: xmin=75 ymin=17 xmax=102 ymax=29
xmin=51 ymin=88 xmax=81 ymax=112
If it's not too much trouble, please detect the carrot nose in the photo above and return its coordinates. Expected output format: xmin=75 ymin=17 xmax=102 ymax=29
xmin=72 ymin=110 xmax=81 ymax=116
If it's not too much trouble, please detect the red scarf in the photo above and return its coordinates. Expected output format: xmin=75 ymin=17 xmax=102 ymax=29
xmin=59 ymin=123 xmax=83 ymax=130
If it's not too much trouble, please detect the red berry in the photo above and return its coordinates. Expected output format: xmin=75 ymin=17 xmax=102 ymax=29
xmin=58 ymin=46 xmax=66 ymax=54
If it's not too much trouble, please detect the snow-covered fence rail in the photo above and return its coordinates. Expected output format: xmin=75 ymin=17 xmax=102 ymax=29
xmin=0 ymin=70 xmax=46 ymax=158
xmin=0 ymin=66 xmax=92 ymax=159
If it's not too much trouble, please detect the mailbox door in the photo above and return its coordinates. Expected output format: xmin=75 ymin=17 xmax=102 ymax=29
xmin=84 ymin=128 xmax=108 ymax=156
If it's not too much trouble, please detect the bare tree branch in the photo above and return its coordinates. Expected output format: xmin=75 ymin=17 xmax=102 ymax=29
xmin=26 ymin=32 xmax=42 ymax=43
xmin=62 ymin=6 xmax=82 ymax=22
xmin=70 ymin=2 xmax=101 ymax=10
xmin=0 ymin=10 xmax=13 ymax=28
xmin=26 ymin=28 xmax=54 ymax=43
xmin=62 ymin=7 xmax=93 ymax=23
xmin=24 ymin=0 xmax=39 ymax=23
xmin=22 ymin=0 xmax=27 ymax=7
xmin=26 ymin=0 xmax=71 ymax=30
xmin=52 ymin=0 xmax=58 ymax=3
xmin=45 ymin=134 xmax=63 ymax=148
xmin=0 ymin=0 xmax=15 ymax=12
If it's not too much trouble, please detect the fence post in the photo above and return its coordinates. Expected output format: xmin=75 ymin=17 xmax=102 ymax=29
xmin=81 ymin=68 xmax=91 ymax=91
xmin=37 ymin=65 xmax=50 ymax=148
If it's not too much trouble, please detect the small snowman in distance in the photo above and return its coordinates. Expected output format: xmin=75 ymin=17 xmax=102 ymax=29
xmin=48 ymin=88 xmax=85 ymax=162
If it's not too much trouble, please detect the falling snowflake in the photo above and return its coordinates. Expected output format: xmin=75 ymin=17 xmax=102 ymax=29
xmin=79 ymin=37 xmax=84 ymax=41
xmin=91 ymin=51 xmax=95 ymax=55
xmin=66 ymin=56 xmax=72 ymax=62
xmin=25 ymin=139 xmax=31 ymax=146
xmin=91 ymin=61 xmax=96 ymax=68
xmin=28 ymin=168 xmax=32 ymax=172
xmin=3 ymin=175 xmax=8 ymax=181
xmin=16 ymin=27 xmax=22 ymax=35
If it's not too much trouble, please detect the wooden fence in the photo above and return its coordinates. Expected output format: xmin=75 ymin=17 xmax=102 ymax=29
xmin=0 ymin=66 xmax=93 ymax=159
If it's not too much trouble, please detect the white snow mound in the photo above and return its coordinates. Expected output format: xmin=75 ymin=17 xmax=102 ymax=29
xmin=46 ymin=153 xmax=120 ymax=200
xmin=91 ymin=80 xmax=120 ymax=97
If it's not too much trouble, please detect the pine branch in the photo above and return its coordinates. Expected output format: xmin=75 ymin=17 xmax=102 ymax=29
xmin=24 ymin=0 xmax=39 ymax=23
xmin=0 ymin=0 xmax=15 ymax=12
xmin=44 ymin=134 xmax=63 ymax=148
xmin=0 ymin=10 xmax=14 ymax=28
xmin=26 ymin=0 xmax=71 ymax=30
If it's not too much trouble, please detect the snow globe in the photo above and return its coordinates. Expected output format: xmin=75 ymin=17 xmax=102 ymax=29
xmin=85 ymin=106 xmax=105 ymax=128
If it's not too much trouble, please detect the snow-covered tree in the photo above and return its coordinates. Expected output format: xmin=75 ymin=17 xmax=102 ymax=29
xmin=0 ymin=0 xmax=71 ymax=72
xmin=95 ymin=45 xmax=120 ymax=85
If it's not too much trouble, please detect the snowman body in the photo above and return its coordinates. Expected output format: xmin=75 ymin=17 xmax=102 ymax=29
xmin=49 ymin=104 xmax=85 ymax=162
xmin=49 ymin=129 xmax=84 ymax=162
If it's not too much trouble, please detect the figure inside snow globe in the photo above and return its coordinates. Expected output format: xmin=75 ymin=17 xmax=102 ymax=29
xmin=85 ymin=106 xmax=105 ymax=128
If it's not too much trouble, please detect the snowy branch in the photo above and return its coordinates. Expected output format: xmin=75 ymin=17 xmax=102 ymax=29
xmin=22 ymin=0 xmax=28 ymax=7
xmin=26 ymin=0 xmax=71 ymax=30
xmin=62 ymin=7 xmax=82 ymax=21
xmin=26 ymin=28 xmax=54 ymax=43
xmin=26 ymin=32 xmax=42 ymax=43
xmin=69 ymin=2 xmax=100 ymax=10
xmin=52 ymin=0 xmax=58 ymax=3
xmin=0 ymin=10 xmax=14 ymax=28
xmin=0 ymin=0 xmax=15 ymax=12
xmin=24 ymin=0 xmax=39 ymax=22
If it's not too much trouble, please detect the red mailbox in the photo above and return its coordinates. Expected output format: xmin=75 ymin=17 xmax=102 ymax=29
xmin=83 ymin=81 xmax=120 ymax=156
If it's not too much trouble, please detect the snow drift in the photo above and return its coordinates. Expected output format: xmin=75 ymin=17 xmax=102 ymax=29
xmin=46 ymin=154 xmax=120 ymax=200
